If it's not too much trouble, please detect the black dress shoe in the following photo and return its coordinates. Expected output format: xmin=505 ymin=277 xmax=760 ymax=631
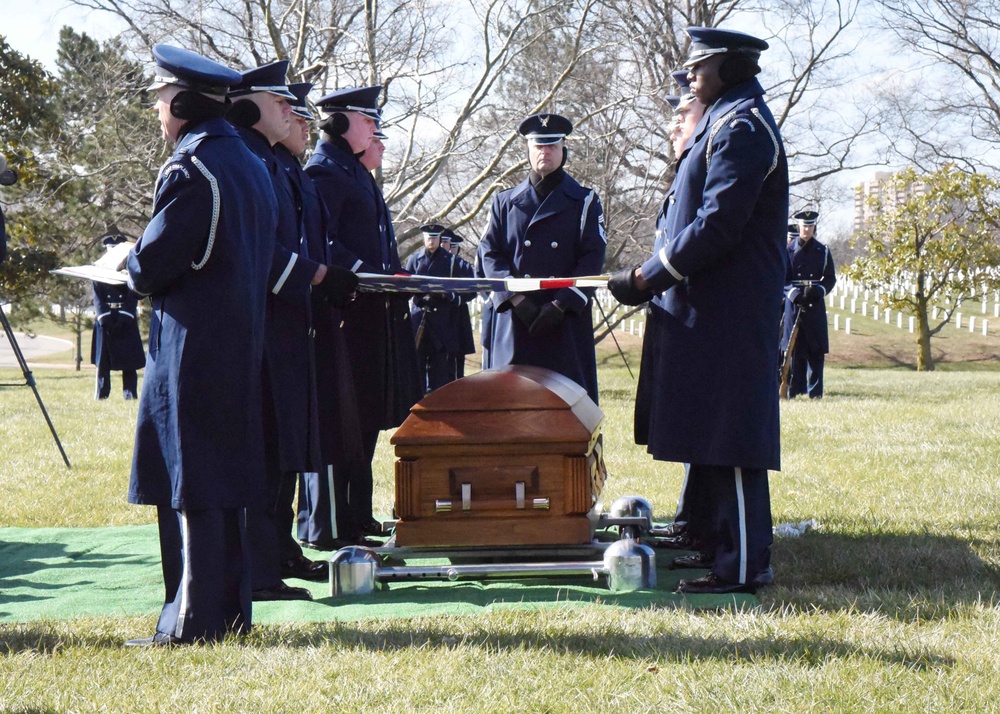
xmin=669 ymin=553 xmax=714 ymax=569
xmin=251 ymin=581 xmax=313 ymax=601
xmin=651 ymin=533 xmax=695 ymax=550
xmin=124 ymin=632 xmax=185 ymax=647
xmin=281 ymin=555 xmax=329 ymax=582
xmin=299 ymin=539 xmax=340 ymax=551
xmin=675 ymin=572 xmax=757 ymax=595
xmin=649 ymin=522 xmax=686 ymax=538
xmin=355 ymin=520 xmax=384 ymax=537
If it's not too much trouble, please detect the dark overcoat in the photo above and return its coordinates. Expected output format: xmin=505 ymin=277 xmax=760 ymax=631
xmin=126 ymin=118 xmax=276 ymax=509
xmin=451 ymin=253 xmax=478 ymax=358
xmin=480 ymin=173 xmax=606 ymax=404
xmin=637 ymin=78 xmax=789 ymax=471
xmin=90 ymin=282 xmax=145 ymax=371
xmin=276 ymin=144 xmax=365 ymax=466
xmin=304 ymin=138 xmax=421 ymax=431
xmin=780 ymin=236 xmax=836 ymax=353
xmin=238 ymin=127 xmax=322 ymax=473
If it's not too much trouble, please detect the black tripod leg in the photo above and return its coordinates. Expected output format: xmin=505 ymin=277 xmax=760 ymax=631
xmin=0 ymin=305 xmax=72 ymax=467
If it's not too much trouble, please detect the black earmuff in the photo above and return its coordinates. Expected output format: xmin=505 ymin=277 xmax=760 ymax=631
xmin=718 ymin=54 xmax=761 ymax=86
xmin=319 ymin=112 xmax=350 ymax=137
xmin=170 ymin=91 xmax=230 ymax=122
xmin=226 ymin=98 xmax=262 ymax=129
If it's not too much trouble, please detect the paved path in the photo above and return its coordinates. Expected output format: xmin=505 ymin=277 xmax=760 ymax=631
xmin=0 ymin=331 xmax=74 ymax=368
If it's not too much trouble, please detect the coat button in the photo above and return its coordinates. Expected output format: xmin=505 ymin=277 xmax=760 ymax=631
xmin=524 ymin=240 xmax=532 ymax=247
xmin=550 ymin=242 xmax=558 ymax=249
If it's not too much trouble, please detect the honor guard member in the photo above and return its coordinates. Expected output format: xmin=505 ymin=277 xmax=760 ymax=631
xmin=441 ymin=229 xmax=477 ymax=378
xmin=305 ymin=86 xmax=422 ymax=541
xmin=781 ymin=209 xmax=836 ymax=399
xmin=124 ymin=45 xmax=276 ymax=646
xmin=787 ymin=222 xmax=799 ymax=246
xmin=608 ymin=27 xmax=787 ymax=594
xmin=635 ymin=71 xmax=708 ymax=552
xmin=405 ymin=224 xmax=473 ymax=392
xmin=228 ymin=61 xmax=349 ymax=601
xmin=91 ymin=235 xmax=145 ymax=400
xmin=480 ymin=112 xmax=607 ymax=404
xmin=276 ymin=83 xmax=366 ymax=552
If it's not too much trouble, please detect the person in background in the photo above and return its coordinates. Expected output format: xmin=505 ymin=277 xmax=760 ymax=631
xmin=441 ymin=229 xmax=477 ymax=378
xmin=91 ymin=234 xmax=145 ymax=400
xmin=480 ymin=112 xmax=607 ymax=404
xmin=781 ymin=209 xmax=836 ymax=399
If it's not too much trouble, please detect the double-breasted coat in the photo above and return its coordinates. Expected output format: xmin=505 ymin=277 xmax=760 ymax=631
xmin=780 ymin=236 xmax=836 ymax=353
xmin=126 ymin=118 xmax=276 ymax=509
xmin=480 ymin=173 xmax=606 ymax=404
xmin=90 ymin=282 xmax=145 ymax=371
xmin=304 ymin=138 xmax=421 ymax=432
xmin=637 ymin=78 xmax=789 ymax=471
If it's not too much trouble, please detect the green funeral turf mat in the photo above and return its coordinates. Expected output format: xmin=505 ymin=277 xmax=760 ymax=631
xmin=0 ymin=525 xmax=755 ymax=623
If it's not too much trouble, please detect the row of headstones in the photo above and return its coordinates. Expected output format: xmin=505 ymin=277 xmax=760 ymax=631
xmin=828 ymin=287 xmax=992 ymax=336
xmin=833 ymin=277 xmax=1000 ymax=315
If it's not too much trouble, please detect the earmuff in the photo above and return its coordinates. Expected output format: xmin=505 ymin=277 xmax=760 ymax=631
xmin=318 ymin=112 xmax=350 ymax=137
xmin=226 ymin=98 xmax=262 ymax=129
xmin=718 ymin=54 xmax=761 ymax=86
xmin=170 ymin=91 xmax=230 ymax=122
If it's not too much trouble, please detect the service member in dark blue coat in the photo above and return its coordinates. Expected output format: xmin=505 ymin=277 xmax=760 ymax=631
xmin=228 ymin=62 xmax=354 ymax=599
xmin=781 ymin=209 xmax=836 ymax=399
xmin=124 ymin=45 xmax=276 ymax=646
xmin=609 ymin=27 xmax=788 ymax=594
xmin=304 ymin=86 xmax=422 ymax=539
xmin=91 ymin=235 xmax=145 ymax=400
xmin=406 ymin=224 xmax=475 ymax=392
xmin=276 ymin=83 xmax=365 ymax=551
xmin=480 ymin=113 xmax=607 ymax=404
xmin=442 ymin=229 xmax=477 ymax=378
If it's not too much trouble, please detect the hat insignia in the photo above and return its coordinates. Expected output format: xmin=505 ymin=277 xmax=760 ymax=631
xmin=539 ymin=115 xmax=550 ymax=128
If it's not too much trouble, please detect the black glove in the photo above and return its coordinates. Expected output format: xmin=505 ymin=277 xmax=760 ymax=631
xmin=512 ymin=298 xmax=540 ymax=327
xmin=529 ymin=301 xmax=566 ymax=336
xmin=803 ymin=284 xmax=823 ymax=304
xmin=316 ymin=267 xmax=359 ymax=308
xmin=607 ymin=266 xmax=652 ymax=306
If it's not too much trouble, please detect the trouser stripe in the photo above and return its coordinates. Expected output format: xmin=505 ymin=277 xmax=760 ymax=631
xmin=735 ymin=467 xmax=747 ymax=584
xmin=176 ymin=511 xmax=192 ymax=637
xmin=326 ymin=465 xmax=338 ymax=540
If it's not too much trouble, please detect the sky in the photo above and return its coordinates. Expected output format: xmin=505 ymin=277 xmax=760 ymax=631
xmin=2 ymin=0 xmax=124 ymax=70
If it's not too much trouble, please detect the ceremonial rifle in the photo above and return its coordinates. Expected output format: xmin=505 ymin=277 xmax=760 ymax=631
xmin=779 ymin=280 xmax=819 ymax=400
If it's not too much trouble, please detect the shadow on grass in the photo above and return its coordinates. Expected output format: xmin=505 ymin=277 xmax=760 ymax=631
xmin=763 ymin=528 xmax=1000 ymax=620
xmin=0 ymin=614 xmax=954 ymax=670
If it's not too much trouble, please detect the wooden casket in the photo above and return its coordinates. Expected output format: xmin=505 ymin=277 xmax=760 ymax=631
xmin=390 ymin=365 xmax=608 ymax=547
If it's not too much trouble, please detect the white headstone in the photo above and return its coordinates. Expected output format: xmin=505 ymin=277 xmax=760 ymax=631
xmin=909 ymin=316 xmax=915 ymax=333
xmin=897 ymin=313 xmax=903 ymax=328
xmin=834 ymin=314 xmax=840 ymax=331
xmin=845 ymin=317 xmax=852 ymax=335
xmin=969 ymin=316 xmax=976 ymax=332
xmin=956 ymin=313 xmax=963 ymax=329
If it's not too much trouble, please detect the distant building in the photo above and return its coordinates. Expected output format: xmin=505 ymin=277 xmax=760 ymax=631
xmin=853 ymin=170 xmax=928 ymax=233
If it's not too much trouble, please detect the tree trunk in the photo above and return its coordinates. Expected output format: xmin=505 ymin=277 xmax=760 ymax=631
xmin=915 ymin=294 xmax=934 ymax=371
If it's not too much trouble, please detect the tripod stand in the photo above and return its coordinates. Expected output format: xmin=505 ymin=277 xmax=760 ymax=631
xmin=0 ymin=302 xmax=72 ymax=467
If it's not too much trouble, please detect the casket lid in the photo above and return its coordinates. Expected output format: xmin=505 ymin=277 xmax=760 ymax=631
xmin=391 ymin=366 xmax=603 ymax=447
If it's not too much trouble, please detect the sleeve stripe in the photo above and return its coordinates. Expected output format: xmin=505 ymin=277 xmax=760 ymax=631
xmin=570 ymin=286 xmax=586 ymax=302
xmin=351 ymin=259 xmax=364 ymax=272
xmin=188 ymin=156 xmax=221 ymax=270
xmin=579 ymin=190 xmax=595 ymax=238
xmin=272 ymin=253 xmax=298 ymax=294
xmin=658 ymin=246 xmax=685 ymax=281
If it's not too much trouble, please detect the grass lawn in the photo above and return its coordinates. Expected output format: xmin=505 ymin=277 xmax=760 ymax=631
xmin=2 ymin=341 xmax=1000 ymax=712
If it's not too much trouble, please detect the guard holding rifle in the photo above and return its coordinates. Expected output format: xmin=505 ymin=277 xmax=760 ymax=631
xmin=780 ymin=209 xmax=836 ymax=399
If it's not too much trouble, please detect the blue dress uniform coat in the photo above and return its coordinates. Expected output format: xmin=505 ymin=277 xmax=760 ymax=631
xmin=90 ymin=282 xmax=145 ymax=371
xmin=780 ymin=236 xmax=836 ymax=354
xmin=480 ymin=173 xmax=606 ymax=404
xmin=638 ymin=77 xmax=788 ymax=471
xmin=237 ymin=127 xmax=322 ymax=474
xmin=126 ymin=117 xmax=276 ymax=511
xmin=276 ymin=144 xmax=365 ymax=546
xmin=304 ymin=138 xmax=421 ymax=432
